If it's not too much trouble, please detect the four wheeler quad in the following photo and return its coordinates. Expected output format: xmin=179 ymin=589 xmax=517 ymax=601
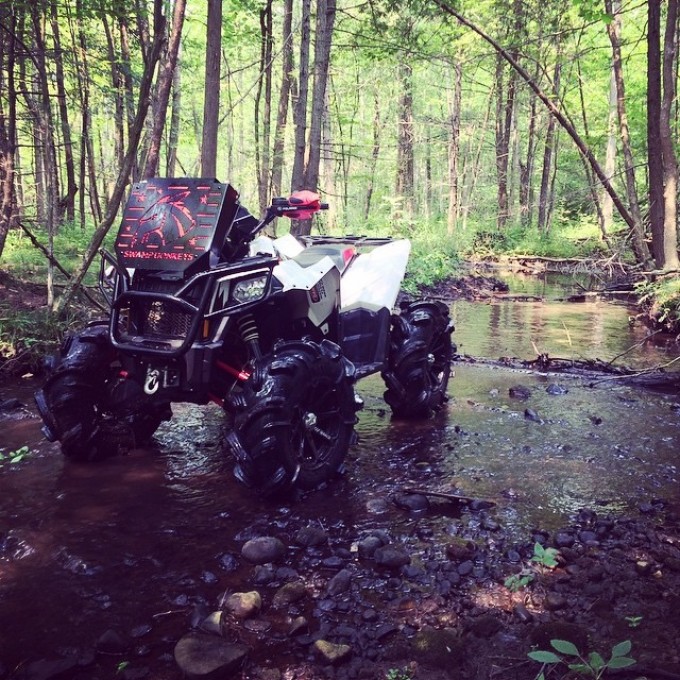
xmin=35 ymin=178 xmax=455 ymax=494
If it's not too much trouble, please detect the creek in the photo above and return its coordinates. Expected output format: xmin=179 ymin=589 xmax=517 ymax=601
xmin=1 ymin=271 xmax=679 ymax=679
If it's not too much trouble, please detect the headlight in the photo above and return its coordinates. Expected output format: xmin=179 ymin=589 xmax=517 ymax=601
xmin=232 ymin=275 xmax=268 ymax=303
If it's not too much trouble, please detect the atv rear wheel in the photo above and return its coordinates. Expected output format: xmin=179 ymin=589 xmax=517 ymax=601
xmin=35 ymin=325 xmax=168 ymax=462
xmin=382 ymin=300 xmax=455 ymax=419
xmin=230 ymin=339 xmax=358 ymax=494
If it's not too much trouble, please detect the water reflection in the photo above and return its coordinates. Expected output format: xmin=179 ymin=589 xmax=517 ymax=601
xmin=452 ymin=271 xmax=679 ymax=369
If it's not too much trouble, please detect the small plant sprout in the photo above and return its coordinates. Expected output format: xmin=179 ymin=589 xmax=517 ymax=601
xmin=385 ymin=668 xmax=413 ymax=680
xmin=625 ymin=615 xmax=643 ymax=628
xmin=504 ymin=570 xmax=534 ymax=592
xmin=531 ymin=542 xmax=559 ymax=569
xmin=0 ymin=445 xmax=31 ymax=465
xmin=528 ymin=639 xmax=636 ymax=680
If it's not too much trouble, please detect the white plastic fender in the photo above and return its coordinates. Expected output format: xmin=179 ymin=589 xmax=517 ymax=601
xmin=273 ymin=255 xmax=337 ymax=292
xmin=340 ymin=239 xmax=411 ymax=311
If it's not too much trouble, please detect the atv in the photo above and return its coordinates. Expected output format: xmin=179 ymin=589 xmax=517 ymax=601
xmin=35 ymin=178 xmax=455 ymax=494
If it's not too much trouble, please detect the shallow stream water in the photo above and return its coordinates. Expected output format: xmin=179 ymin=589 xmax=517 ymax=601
xmin=1 ymin=272 xmax=679 ymax=677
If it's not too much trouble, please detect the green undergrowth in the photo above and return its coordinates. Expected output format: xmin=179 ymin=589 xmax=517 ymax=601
xmin=636 ymin=276 xmax=680 ymax=334
xmin=0 ymin=304 xmax=86 ymax=375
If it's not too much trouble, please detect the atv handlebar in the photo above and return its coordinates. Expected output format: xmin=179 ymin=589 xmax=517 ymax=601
xmin=256 ymin=191 xmax=327 ymax=235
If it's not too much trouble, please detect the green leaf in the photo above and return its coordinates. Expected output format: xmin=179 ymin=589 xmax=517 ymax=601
xmin=610 ymin=640 xmax=632 ymax=658
xmin=10 ymin=455 xmax=24 ymax=463
xmin=568 ymin=663 xmax=591 ymax=674
xmin=607 ymin=657 xmax=636 ymax=669
xmin=551 ymin=639 xmax=579 ymax=656
xmin=528 ymin=651 xmax=562 ymax=664
xmin=588 ymin=652 xmax=605 ymax=670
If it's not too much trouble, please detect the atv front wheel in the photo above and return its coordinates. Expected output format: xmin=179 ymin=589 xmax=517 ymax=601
xmin=229 ymin=339 xmax=358 ymax=494
xmin=382 ymin=300 xmax=455 ymax=418
xmin=35 ymin=325 xmax=169 ymax=461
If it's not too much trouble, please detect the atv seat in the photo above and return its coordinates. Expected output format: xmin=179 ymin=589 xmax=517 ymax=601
xmin=292 ymin=244 xmax=356 ymax=272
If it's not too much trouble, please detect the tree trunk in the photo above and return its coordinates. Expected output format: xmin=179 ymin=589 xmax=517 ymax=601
xmin=102 ymin=15 xmax=125 ymax=175
xmin=270 ymin=0 xmax=294 ymax=200
xmin=395 ymin=60 xmax=415 ymax=227
xmin=538 ymin=56 xmax=561 ymax=234
xmin=292 ymin=0 xmax=336 ymax=237
xmin=50 ymin=0 xmax=77 ymax=223
xmin=255 ymin=0 xmax=273 ymax=213
xmin=303 ymin=0 xmax=336 ymax=191
xmin=291 ymin=0 xmax=311 ymax=193
xmin=660 ymin=0 xmax=680 ymax=269
xmin=648 ymin=0 xmax=665 ymax=266
xmin=143 ymin=0 xmax=186 ymax=179
xmin=166 ymin=47 xmax=182 ymax=177
xmin=495 ymin=54 xmax=516 ymax=230
xmin=29 ymin=4 xmax=60 ymax=306
xmin=201 ymin=0 xmax=222 ymax=178
xmin=604 ymin=0 xmax=651 ymax=265
xmin=364 ymin=87 xmax=382 ymax=220
xmin=447 ymin=59 xmax=462 ymax=235
xmin=0 ymin=7 xmax=17 ymax=259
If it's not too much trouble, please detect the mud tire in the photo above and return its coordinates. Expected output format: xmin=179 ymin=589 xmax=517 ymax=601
xmin=231 ymin=339 xmax=357 ymax=494
xmin=36 ymin=325 xmax=167 ymax=462
xmin=382 ymin=300 xmax=455 ymax=419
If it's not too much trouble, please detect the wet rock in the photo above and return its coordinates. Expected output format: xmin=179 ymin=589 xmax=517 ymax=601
xmin=288 ymin=616 xmax=308 ymax=636
xmin=327 ymin=569 xmax=352 ymax=596
xmin=445 ymin=540 xmax=475 ymax=562
xmin=174 ymin=633 xmax=249 ymax=678
xmin=313 ymin=639 xmax=352 ymax=665
xmin=356 ymin=536 xmax=384 ymax=560
xmin=223 ymin=591 xmax=261 ymax=619
xmin=241 ymin=537 xmax=286 ymax=564
xmin=554 ymin=531 xmax=576 ymax=549
xmin=373 ymin=545 xmax=411 ymax=569
xmin=16 ymin=657 xmax=80 ymax=680
xmin=272 ymin=581 xmax=307 ymax=608
xmin=201 ymin=571 xmax=218 ymax=584
xmin=524 ymin=408 xmax=541 ymax=422
xmin=130 ymin=624 xmax=152 ymax=639
xmin=217 ymin=553 xmax=238 ymax=572
xmin=546 ymin=383 xmax=568 ymax=395
xmin=294 ymin=526 xmax=327 ymax=547
xmin=321 ymin=555 xmax=346 ymax=569
xmin=457 ymin=560 xmax=474 ymax=576
xmin=514 ymin=605 xmax=533 ymax=623
xmin=200 ymin=612 xmax=222 ymax=635
xmin=481 ymin=515 xmax=500 ymax=531
xmin=252 ymin=565 xmax=275 ymax=585
xmin=96 ymin=629 xmax=127 ymax=655
xmin=544 ymin=593 xmax=567 ymax=610
xmin=509 ymin=385 xmax=531 ymax=400
xmin=362 ymin=608 xmax=379 ymax=622
xmin=0 ymin=398 xmax=23 ymax=411
xmin=393 ymin=493 xmax=429 ymax=513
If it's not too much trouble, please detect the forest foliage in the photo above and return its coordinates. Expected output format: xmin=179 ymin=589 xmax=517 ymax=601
xmin=0 ymin=0 xmax=679 ymax=313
